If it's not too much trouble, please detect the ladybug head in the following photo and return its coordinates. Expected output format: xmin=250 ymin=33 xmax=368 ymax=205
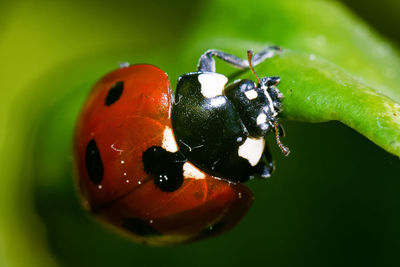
xmin=247 ymin=51 xmax=290 ymax=156
xmin=258 ymin=76 xmax=282 ymax=119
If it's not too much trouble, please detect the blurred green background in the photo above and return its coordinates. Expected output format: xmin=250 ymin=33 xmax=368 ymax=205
xmin=1 ymin=0 xmax=400 ymax=266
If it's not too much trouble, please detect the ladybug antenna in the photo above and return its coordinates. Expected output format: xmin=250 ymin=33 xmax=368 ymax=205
xmin=272 ymin=121 xmax=290 ymax=156
xmin=247 ymin=50 xmax=260 ymax=84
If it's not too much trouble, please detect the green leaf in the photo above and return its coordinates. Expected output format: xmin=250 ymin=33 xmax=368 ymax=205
xmin=275 ymin=51 xmax=400 ymax=157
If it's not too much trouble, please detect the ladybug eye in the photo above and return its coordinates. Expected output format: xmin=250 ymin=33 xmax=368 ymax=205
xmin=105 ymin=81 xmax=124 ymax=106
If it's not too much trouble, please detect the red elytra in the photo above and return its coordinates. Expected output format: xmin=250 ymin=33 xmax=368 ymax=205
xmin=74 ymin=64 xmax=253 ymax=245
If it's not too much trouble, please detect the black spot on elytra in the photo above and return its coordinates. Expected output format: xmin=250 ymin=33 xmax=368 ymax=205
xmin=142 ymin=146 xmax=186 ymax=192
xmin=85 ymin=139 xmax=104 ymax=184
xmin=105 ymin=81 xmax=124 ymax=106
xmin=123 ymin=218 xmax=162 ymax=237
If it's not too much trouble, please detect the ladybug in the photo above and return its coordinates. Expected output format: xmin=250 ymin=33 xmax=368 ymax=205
xmin=74 ymin=47 xmax=289 ymax=245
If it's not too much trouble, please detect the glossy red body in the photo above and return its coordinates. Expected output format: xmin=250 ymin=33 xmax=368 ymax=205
xmin=74 ymin=64 xmax=253 ymax=245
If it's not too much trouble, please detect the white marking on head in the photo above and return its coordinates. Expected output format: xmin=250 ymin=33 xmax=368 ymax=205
xmin=238 ymin=137 xmax=265 ymax=166
xmin=244 ymin=89 xmax=258 ymax=100
xmin=262 ymin=85 xmax=278 ymax=117
xmin=162 ymin=126 xmax=178 ymax=153
xmin=198 ymin=73 xmax=228 ymax=98
xmin=256 ymin=113 xmax=267 ymax=125
xmin=183 ymin=162 xmax=205 ymax=179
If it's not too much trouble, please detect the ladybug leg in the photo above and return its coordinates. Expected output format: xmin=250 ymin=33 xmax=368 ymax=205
xmin=257 ymin=144 xmax=275 ymax=178
xmin=197 ymin=46 xmax=281 ymax=72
